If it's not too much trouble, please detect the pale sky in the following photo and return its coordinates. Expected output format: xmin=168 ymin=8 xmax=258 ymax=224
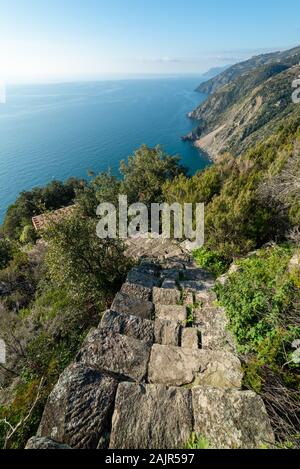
xmin=0 ymin=0 xmax=300 ymax=83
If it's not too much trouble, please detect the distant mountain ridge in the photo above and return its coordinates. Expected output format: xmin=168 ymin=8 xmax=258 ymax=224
xmin=186 ymin=46 xmax=300 ymax=159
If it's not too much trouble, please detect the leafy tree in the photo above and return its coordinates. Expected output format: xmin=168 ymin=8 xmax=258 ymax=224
xmin=44 ymin=212 xmax=132 ymax=307
xmin=120 ymin=145 xmax=187 ymax=206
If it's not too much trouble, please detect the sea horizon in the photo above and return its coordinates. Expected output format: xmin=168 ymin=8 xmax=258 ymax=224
xmin=0 ymin=76 xmax=209 ymax=223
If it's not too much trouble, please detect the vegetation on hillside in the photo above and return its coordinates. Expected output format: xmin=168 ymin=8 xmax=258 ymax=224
xmin=187 ymin=45 xmax=300 ymax=159
xmin=0 ymin=57 xmax=300 ymax=447
xmin=215 ymin=246 xmax=300 ymax=447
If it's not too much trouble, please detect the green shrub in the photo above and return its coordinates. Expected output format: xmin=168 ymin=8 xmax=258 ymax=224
xmin=193 ymin=247 xmax=230 ymax=277
xmin=185 ymin=433 xmax=210 ymax=449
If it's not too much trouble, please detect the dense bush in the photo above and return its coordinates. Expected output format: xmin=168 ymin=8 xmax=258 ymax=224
xmin=3 ymin=178 xmax=85 ymax=240
xmin=164 ymin=118 xmax=300 ymax=260
xmin=193 ymin=247 xmax=229 ymax=277
xmin=215 ymin=245 xmax=300 ymax=446
xmin=0 ymin=239 xmax=14 ymax=269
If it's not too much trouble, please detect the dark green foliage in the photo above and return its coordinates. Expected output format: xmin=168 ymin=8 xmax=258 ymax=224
xmin=0 ymin=239 xmax=14 ymax=269
xmin=215 ymin=246 xmax=300 ymax=445
xmin=165 ymin=117 xmax=300 ymax=259
xmin=119 ymin=145 xmax=187 ymax=206
xmin=3 ymin=178 xmax=85 ymax=239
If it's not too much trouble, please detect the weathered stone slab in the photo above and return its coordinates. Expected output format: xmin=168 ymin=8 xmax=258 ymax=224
xmin=161 ymin=269 xmax=181 ymax=280
xmin=154 ymin=319 xmax=181 ymax=346
xmin=127 ymin=269 xmax=160 ymax=288
xmin=180 ymin=280 xmax=207 ymax=292
xmin=148 ymin=344 xmax=242 ymax=388
xmin=109 ymin=383 xmax=193 ymax=449
xmin=152 ymin=287 xmax=181 ymax=305
xmin=194 ymin=307 xmax=236 ymax=353
xmin=192 ymin=387 xmax=275 ymax=449
xmin=37 ymin=363 xmax=118 ymax=449
xmin=77 ymin=329 xmax=151 ymax=382
xmin=161 ymin=278 xmax=177 ymax=289
xmin=155 ymin=304 xmax=187 ymax=323
xmin=26 ymin=437 xmax=71 ymax=449
xmin=183 ymin=268 xmax=214 ymax=282
xmin=181 ymin=328 xmax=200 ymax=349
xmin=195 ymin=290 xmax=217 ymax=306
xmin=101 ymin=310 xmax=154 ymax=344
xmin=111 ymin=291 xmax=154 ymax=320
xmin=121 ymin=282 xmax=152 ymax=301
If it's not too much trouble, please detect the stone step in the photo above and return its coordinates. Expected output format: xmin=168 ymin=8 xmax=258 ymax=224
xmin=148 ymin=344 xmax=243 ymax=388
xmin=181 ymin=328 xmax=200 ymax=349
xmin=152 ymin=287 xmax=181 ymax=305
xmin=111 ymin=291 xmax=154 ymax=320
xmin=154 ymin=319 xmax=181 ymax=346
xmin=155 ymin=304 xmax=187 ymax=323
xmin=109 ymin=383 xmax=275 ymax=450
xmin=192 ymin=387 xmax=275 ymax=449
xmin=109 ymin=383 xmax=193 ymax=449
xmin=161 ymin=278 xmax=177 ymax=289
xmin=183 ymin=268 xmax=215 ymax=282
xmin=194 ymin=307 xmax=236 ymax=353
xmin=101 ymin=310 xmax=154 ymax=344
xmin=37 ymin=363 xmax=119 ymax=449
xmin=76 ymin=329 xmax=151 ymax=382
xmin=121 ymin=282 xmax=152 ymax=301
xmin=127 ymin=269 xmax=161 ymax=288
xmin=179 ymin=280 xmax=209 ymax=293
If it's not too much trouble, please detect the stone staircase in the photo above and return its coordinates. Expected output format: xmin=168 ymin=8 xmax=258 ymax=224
xmin=26 ymin=242 xmax=275 ymax=450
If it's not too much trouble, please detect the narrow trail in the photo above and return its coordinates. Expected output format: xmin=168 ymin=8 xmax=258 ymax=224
xmin=26 ymin=239 xmax=274 ymax=449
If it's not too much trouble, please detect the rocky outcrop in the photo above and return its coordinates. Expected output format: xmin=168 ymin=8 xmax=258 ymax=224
xmin=31 ymin=240 xmax=275 ymax=449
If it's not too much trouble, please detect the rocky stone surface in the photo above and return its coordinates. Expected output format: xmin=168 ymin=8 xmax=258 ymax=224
xmin=148 ymin=344 xmax=242 ymax=388
xmin=28 ymin=249 xmax=275 ymax=450
xmin=155 ymin=304 xmax=187 ymax=323
xmin=37 ymin=364 xmax=118 ymax=449
xmin=127 ymin=269 xmax=160 ymax=289
xmin=192 ymin=387 xmax=275 ymax=449
xmin=152 ymin=287 xmax=181 ymax=305
xmin=101 ymin=310 xmax=154 ymax=344
xmin=194 ymin=306 xmax=236 ymax=353
xmin=26 ymin=437 xmax=71 ymax=449
xmin=121 ymin=282 xmax=152 ymax=301
xmin=181 ymin=328 xmax=200 ymax=349
xmin=161 ymin=278 xmax=177 ymax=289
xmin=109 ymin=383 xmax=193 ymax=449
xmin=76 ymin=329 xmax=151 ymax=382
xmin=154 ymin=319 xmax=181 ymax=346
xmin=111 ymin=291 xmax=154 ymax=320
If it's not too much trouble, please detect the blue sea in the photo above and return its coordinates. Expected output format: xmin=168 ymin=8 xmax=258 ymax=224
xmin=0 ymin=77 xmax=208 ymax=222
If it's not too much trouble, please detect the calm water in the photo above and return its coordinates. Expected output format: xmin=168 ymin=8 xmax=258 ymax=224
xmin=0 ymin=77 xmax=207 ymax=222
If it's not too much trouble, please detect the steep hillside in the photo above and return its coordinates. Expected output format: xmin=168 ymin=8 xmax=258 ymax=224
xmin=196 ymin=46 xmax=300 ymax=94
xmin=185 ymin=49 xmax=300 ymax=159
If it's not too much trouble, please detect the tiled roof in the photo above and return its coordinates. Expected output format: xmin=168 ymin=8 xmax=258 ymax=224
xmin=32 ymin=205 xmax=77 ymax=231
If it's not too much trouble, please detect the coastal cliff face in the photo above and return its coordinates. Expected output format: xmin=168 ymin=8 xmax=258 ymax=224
xmin=186 ymin=46 xmax=300 ymax=160
xmin=26 ymin=239 xmax=274 ymax=450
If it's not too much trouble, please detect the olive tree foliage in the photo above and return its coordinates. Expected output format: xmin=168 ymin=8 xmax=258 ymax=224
xmin=119 ymin=145 xmax=187 ymax=206
xmin=44 ymin=212 xmax=132 ymax=308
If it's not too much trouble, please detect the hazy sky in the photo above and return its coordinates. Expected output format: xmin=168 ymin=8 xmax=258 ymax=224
xmin=1 ymin=0 xmax=300 ymax=83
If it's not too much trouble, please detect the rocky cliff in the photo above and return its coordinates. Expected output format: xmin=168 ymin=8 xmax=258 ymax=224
xmin=185 ymin=46 xmax=300 ymax=160
xmin=26 ymin=239 xmax=274 ymax=450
